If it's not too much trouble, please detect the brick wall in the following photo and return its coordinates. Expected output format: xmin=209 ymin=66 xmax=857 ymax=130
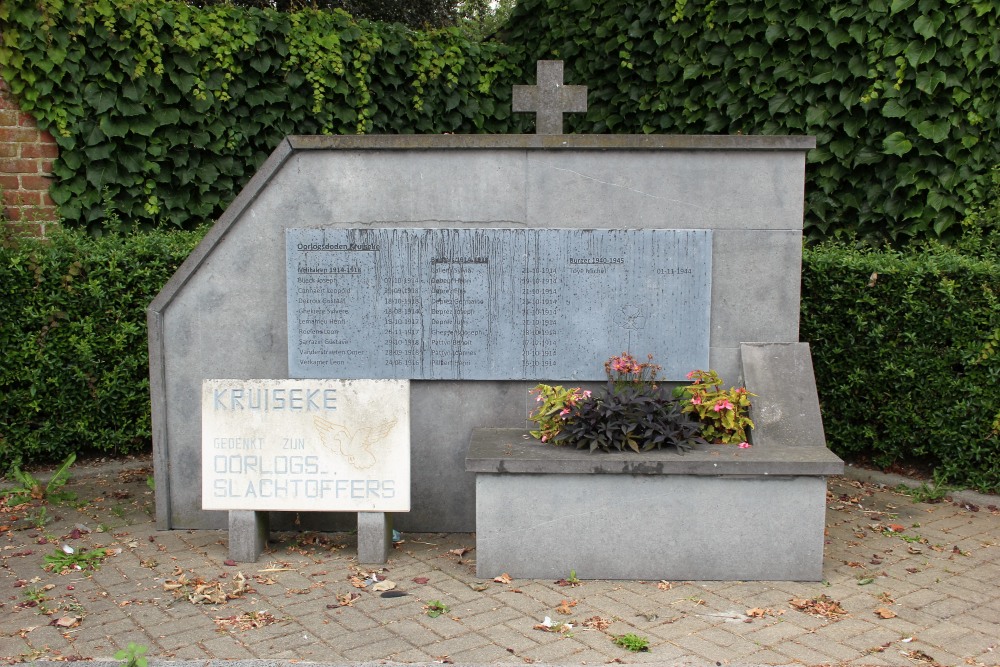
xmin=1 ymin=77 xmax=60 ymax=237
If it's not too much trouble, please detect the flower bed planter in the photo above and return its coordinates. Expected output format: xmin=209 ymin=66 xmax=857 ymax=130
xmin=465 ymin=343 xmax=845 ymax=581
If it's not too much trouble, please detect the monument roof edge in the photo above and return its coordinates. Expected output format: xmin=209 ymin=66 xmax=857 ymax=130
xmin=287 ymin=134 xmax=816 ymax=151
xmin=147 ymin=138 xmax=297 ymax=316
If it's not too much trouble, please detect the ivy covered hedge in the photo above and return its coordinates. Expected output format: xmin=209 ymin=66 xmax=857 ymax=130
xmin=0 ymin=0 xmax=527 ymax=232
xmin=0 ymin=227 xmax=203 ymax=470
xmin=503 ymin=0 xmax=1000 ymax=243
xmin=802 ymin=236 xmax=1000 ymax=492
xmin=2 ymin=0 xmax=998 ymax=241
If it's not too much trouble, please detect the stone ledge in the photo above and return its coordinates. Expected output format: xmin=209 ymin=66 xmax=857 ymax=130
xmin=288 ymin=133 xmax=816 ymax=152
xmin=466 ymin=427 xmax=844 ymax=477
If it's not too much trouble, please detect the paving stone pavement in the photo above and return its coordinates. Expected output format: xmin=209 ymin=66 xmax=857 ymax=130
xmin=2 ymin=455 xmax=999 ymax=667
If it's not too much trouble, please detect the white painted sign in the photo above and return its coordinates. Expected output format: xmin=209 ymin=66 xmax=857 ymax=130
xmin=201 ymin=379 xmax=410 ymax=512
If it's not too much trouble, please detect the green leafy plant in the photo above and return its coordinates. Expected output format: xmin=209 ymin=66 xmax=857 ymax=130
xmin=22 ymin=586 xmax=49 ymax=604
xmin=424 ymin=600 xmax=450 ymax=618
xmin=528 ymin=385 xmax=592 ymax=443
xmin=115 ymin=642 xmax=148 ymax=667
xmin=557 ymin=381 xmax=704 ymax=454
xmin=503 ymin=0 xmax=1000 ymax=244
xmin=895 ymin=482 xmax=952 ymax=504
xmin=43 ymin=545 xmax=108 ymax=573
xmin=1 ymin=228 xmax=203 ymax=472
xmin=0 ymin=0 xmax=527 ymax=233
xmin=612 ymin=633 xmax=649 ymax=652
xmin=2 ymin=454 xmax=77 ymax=505
xmin=605 ymin=351 xmax=662 ymax=390
xmin=801 ymin=239 xmax=1000 ymax=493
xmin=532 ymin=354 xmax=705 ymax=454
xmin=675 ymin=370 xmax=754 ymax=446
xmin=27 ymin=506 xmax=52 ymax=529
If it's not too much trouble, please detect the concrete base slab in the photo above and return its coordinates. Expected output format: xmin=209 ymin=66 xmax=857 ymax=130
xmin=475 ymin=473 xmax=828 ymax=581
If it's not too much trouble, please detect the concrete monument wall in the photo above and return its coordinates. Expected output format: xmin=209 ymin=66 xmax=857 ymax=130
xmin=149 ymin=134 xmax=815 ymax=531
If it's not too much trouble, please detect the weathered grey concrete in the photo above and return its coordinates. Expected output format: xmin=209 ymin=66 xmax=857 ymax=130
xmin=474 ymin=473 xmax=829 ymax=581
xmin=357 ymin=511 xmax=392 ymax=564
xmin=466 ymin=429 xmax=844 ymax=476
xmin=149 ymin=134 xmax=815 ymax=532
xmin=228 ymin=509 xmax=269 ymax=562
xmin=513 ymin=60 xmax=588 ymax=134
xmin=740 ymin=342 xmax=827 ymax=449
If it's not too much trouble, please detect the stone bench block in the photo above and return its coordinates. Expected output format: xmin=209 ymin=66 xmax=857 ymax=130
xmin=466 ymin=343 xmax=843 ymax=581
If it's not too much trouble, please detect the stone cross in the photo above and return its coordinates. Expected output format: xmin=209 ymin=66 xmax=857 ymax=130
xmin=513 ymin=60 xmax=588 ymax=134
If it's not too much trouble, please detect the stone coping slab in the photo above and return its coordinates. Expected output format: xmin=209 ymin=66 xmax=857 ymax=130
xmin=287 ymin=134 xmax=816 ymax=151
xmin=466 ymin=428 xmax=844 ymax=477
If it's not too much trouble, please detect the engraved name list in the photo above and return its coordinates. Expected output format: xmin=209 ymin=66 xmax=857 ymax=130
xmin=286 ymin=228 xmax=711 ymax=381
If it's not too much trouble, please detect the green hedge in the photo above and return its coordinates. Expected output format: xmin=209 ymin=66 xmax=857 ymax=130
xmin=0 ymin=227 xmax=203 ymax=470
xmin=802 ymin=240 xmax=1000 ymax=492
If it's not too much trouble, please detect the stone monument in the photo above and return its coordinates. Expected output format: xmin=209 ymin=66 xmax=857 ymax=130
xmin=148 ymin=60 xmax=840 ymax=578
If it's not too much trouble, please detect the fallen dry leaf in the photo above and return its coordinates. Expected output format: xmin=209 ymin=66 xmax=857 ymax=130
xmin=50 ymin=616 xmax=80 ymax=629
xmin=372 ymin=579 xmax=396 ymax=592
xmin=556 ymin=599 xmax=578 ymax=615
xmin=902 ymin=649 xmax=939 ymax=665
xmin=554 ymin=578 xmax=581 ymax=587
xmin=534 ymin=616 xmax=573 ymax=633
xmin=657 ymin=580 xmax=673 ymax=590
xmin=789 ymin=595 xmax=848 ymax=619
xmin=494 ymin=573 xmax=512 ymax=584
xmin=874 ymin=607 xmax=897 ymax=619
xmin=412 ymin=577 xmax=430 ymax=584
xmin=583 ymin=616 xmax=611 ymax=631
xmin=231 ymin=572 xmax=249 ymax=596
xmin=189 ymin=581 xmax=228 ymax=604
xmin=332 ymin=592 xmax=360 ymax=607
xmin=349 ymin=576 xmax=367 ymax=589
xmin=215 ymin=611 xmax=277 ymax=631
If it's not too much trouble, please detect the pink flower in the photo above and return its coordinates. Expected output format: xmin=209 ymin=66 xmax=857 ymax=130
xmin=559 ymin=408 xmax=570 ymax=417
xmin=686 ymin=370 xmax=696 ymax=380
xmin=691 ymin=395 xmax=702 ymax=405
xmin=713 ymin=399 xmax=734 ymax=412
xmin=738 ymin=442 xmax=751 ymax=449
xmin=583 ymin=390 xmax=592 ymax=399
xmin=541 ymin=435 xmax=548 ymax=442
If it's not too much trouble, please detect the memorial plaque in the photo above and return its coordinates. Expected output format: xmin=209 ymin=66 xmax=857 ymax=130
xmin=202 ymin=379 xmax=410 ymax=512
xmin=287 ymin=228 xmax=711 ymax=380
